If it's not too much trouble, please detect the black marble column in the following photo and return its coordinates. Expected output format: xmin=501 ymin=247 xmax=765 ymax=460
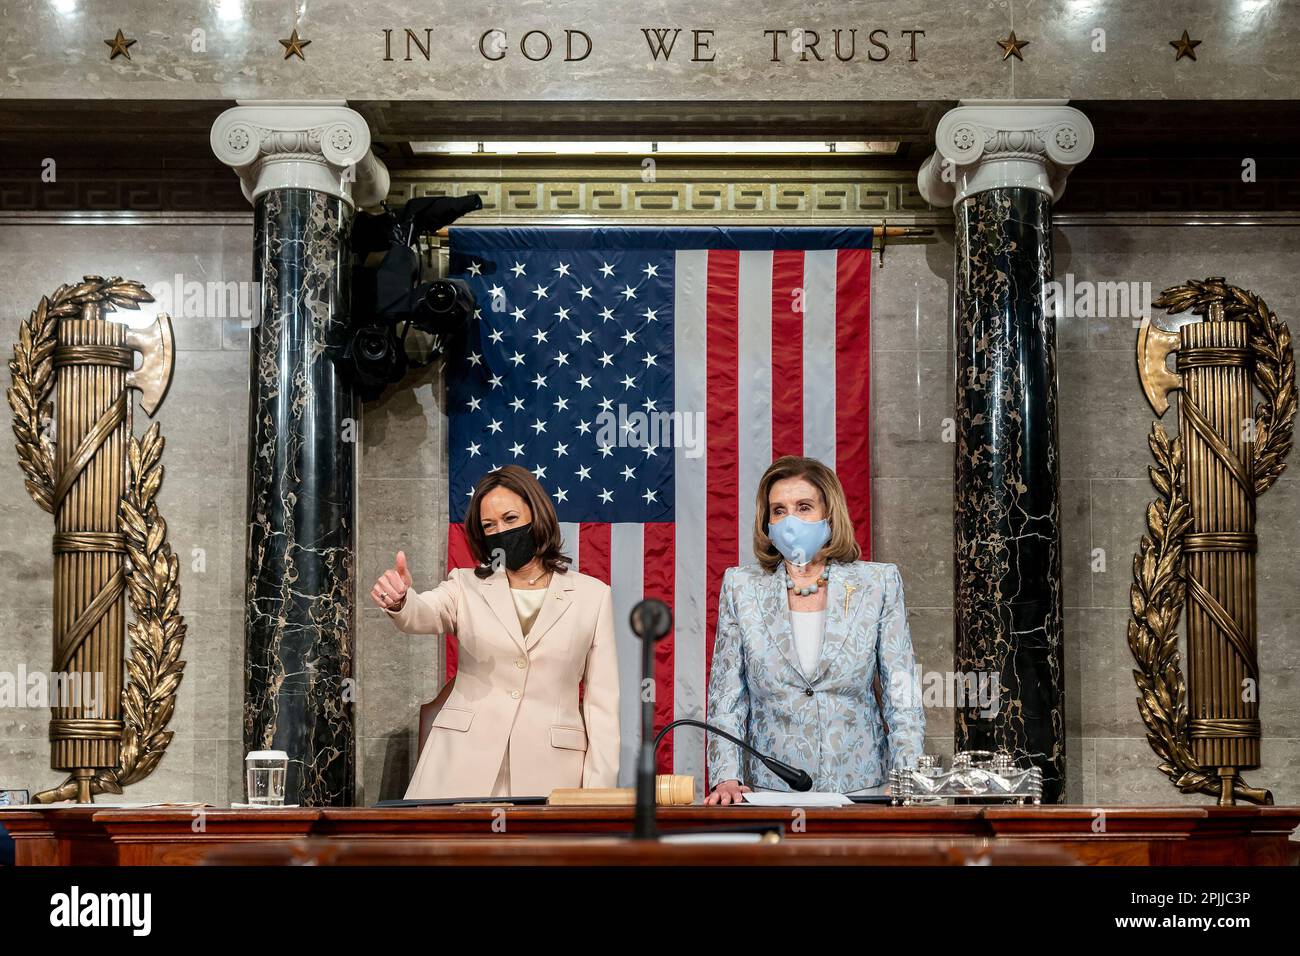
xmin=245 ymin=188 xmax=355 ymax=806
xmin=953 ymin=187 xmax=1065 ymax=803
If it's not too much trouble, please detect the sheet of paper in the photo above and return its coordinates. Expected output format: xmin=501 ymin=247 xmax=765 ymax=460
xmin=659 ymin=832 xmax=768 ymax=844
xmin=740 ymin=791 xmax=853 ymax=807
xmin=0 ymin=801 xmax=211 ymax=811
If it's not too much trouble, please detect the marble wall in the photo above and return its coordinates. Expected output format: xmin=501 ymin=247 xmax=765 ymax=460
xmin=0 ymin=214 xmax=1295 ymax=806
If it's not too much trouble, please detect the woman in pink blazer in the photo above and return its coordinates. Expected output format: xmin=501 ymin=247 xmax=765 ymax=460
xmin=371 ymin=465 xmax=620 ymax=799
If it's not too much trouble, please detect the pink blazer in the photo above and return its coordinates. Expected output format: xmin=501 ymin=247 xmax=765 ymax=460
xmin=386 ymin=565 xmax=620 ymax=798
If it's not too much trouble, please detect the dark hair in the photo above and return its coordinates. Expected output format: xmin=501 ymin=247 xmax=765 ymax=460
xmin=465 ymin=465 xmax=571 ymax=579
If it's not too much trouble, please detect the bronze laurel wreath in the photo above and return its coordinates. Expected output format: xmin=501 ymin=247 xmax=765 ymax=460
xmin=1153 ymin=278 xmax=1296 ymax=494
xmin=7 ymin=277 xmax=187 ymax=802
xmin=7 ymin=277 xmax=154 ymax=511
xmin=1127 ymin=278 xmax=1293 ymax=806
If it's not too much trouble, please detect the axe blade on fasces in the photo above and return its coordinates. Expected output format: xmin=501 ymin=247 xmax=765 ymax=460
xmin=1137 ymin=317 xmax=1183 ymax=417
xmin=124 ymin=312 xmax=175 ymax=417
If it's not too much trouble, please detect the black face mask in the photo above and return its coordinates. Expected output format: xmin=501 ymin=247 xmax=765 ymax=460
xmin=484 ymin=523 xmax=538 ymax=572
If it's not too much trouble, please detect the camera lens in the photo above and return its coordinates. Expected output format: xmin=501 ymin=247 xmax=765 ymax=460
xmin=424 ymin=280 xmax=458 ymax=314
xmin=356 ymin=327 xmax=390 ymax=363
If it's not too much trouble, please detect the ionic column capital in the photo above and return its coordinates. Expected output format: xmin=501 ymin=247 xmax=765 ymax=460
xmin=918 ymin=100 xmax=1094 ymax=207
xmin=210 ymin=100 xmax=390 ymax=209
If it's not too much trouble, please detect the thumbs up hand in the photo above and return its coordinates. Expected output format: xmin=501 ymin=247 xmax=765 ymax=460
xmin=372 ymin=551 xmax=413 ymax=611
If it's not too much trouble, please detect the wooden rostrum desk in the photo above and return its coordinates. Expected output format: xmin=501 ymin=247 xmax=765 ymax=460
xmin=4 ymin=804 xmax=1299 ymax=866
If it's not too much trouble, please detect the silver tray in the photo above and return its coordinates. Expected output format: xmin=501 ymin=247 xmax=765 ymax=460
xmin=889 ymin=750 xmax=1042 ymax=805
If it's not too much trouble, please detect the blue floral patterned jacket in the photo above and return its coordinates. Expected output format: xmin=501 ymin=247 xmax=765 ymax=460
xmin=706 ymin=560 xmax=925 ymax=793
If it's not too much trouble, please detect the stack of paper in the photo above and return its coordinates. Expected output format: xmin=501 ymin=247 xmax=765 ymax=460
xmin=740 ymin=791 xmax=853 ymax=807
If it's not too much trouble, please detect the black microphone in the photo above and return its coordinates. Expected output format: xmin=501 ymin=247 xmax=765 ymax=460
xmin=630 ymin=599 xmax=672 ymax=643
xmin=630 ymin=599 xmax=672 ymax=840
xmin=653 ymin=718 xmax=814 ymax=793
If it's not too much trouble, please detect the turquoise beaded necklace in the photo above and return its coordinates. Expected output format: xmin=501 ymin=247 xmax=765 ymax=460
xmin=784 ymin=561 xmax=829 ymax=597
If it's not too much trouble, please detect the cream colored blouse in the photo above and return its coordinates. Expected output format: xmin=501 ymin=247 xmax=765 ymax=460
xmin=509 ymin=586 xmax=547 ymax=636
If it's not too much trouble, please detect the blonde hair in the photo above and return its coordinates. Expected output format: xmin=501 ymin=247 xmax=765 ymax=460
xmin=752 ymin=456 xmax=861 ymax=573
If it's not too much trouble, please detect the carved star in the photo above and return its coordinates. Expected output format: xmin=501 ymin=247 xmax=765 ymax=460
xmin=996 ymin=31 xmax=1029 ymax=61
xmin=1170 ymin=30 xmax=1201 ymax=62
xmin=280 ymin=29 xmax=312 ymax=60
xmin=104 ymin=30 xmax=136 ymax=61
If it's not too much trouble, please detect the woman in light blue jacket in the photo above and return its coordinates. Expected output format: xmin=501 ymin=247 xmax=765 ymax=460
xmin=706 ymin=455 xmax=925 ymax=804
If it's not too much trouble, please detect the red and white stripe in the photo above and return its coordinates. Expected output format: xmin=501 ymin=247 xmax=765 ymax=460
xmin=445 ymin=246 xmax=872 ymax=790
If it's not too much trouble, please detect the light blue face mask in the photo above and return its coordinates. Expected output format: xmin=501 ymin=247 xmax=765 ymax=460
xmin=768 ymin=515 xmax=831 ymax=566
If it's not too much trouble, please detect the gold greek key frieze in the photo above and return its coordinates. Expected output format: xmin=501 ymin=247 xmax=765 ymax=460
xmin=386 ymin=166 xmax=930 ymax=221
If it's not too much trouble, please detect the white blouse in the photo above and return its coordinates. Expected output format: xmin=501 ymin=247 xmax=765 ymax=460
xmin=790 ymin=608 xmax=826 ymax=679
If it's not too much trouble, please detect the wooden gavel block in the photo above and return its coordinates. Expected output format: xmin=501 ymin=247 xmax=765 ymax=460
xmin=547 ymin=774 xmax=695 ymax=806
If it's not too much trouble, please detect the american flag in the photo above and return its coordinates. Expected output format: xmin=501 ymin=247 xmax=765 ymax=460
xmin=444 ymin=226 xmax=874 ymax=787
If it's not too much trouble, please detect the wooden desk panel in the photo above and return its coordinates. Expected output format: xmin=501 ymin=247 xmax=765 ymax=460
xmin=311 ymin=804 xmax=992 ymax=841
xmin=198 ymin=837 xmax=1082 ymax=867
xmin=2 ymin=809 xmax=116 ymax=866
xmin=4 ymin=804 xmax=1298 ymax=867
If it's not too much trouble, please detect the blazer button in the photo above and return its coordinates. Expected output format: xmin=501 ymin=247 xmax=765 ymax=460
xmin=805 ymin=688 xmax=814 ymax=697
xmin=510 ymin=690 xmax=521 ymax=700
xmin=515 ymin=659 xmax=527 ymax=668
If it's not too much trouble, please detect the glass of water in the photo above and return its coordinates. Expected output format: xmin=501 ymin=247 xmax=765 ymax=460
xmin=244 ymin=750 xmax=288 ymax=806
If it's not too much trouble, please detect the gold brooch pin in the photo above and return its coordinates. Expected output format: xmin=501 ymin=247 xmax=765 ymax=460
xmin=843 ymin=584 xmax=857 ymax=615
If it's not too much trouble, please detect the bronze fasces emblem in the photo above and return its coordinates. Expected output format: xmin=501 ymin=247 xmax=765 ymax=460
xmin=7 ymin=277 xmax=185 ymax=803
xmin=1131 ymin=277 xmax=1295 ymax=805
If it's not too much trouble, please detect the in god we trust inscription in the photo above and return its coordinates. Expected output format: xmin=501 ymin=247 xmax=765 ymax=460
xmin=379 ymin=26 xmax=928 ymax=64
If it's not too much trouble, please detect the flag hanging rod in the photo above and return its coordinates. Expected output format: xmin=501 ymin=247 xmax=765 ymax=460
xmin=429 ymin=224 xmax=933 ymax=265
xmin=432 ymin=225 xmax=933 ymax=240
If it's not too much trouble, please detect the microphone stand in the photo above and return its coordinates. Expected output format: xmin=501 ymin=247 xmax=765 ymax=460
xmin=653 ymin=719 xmax=814 ymax=793
xmin=635 ymin=621 xmax=658 ymax=840
xmin=630 ymin=600 xmax=672 ymax=841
